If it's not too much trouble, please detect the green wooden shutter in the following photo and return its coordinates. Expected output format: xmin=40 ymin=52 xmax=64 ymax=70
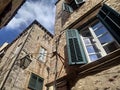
xmin=97 ymin=4 xmax=120 ymax=44
xmin=74 ymin=0 xmax=85 ymax=4
xmin=36 ymin=78 xmax=44 ymax=90
xmin=28 ymin=73 xmax=44 ymax=90
xmin=62 ymin=3 xmax=73 ymax=13
xmin=28 ymin=73 xmax=37 ymax=90
xmin=66 ymin=29 xmax=87 ymax=65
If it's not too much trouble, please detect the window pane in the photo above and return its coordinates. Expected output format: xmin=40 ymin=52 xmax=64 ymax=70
xmin=86 ymin=45 xmax=98 ymax=53
xmin=39 ymin=47 xmax=47 ymax=61
xmin=99 ymin=33 xmax=113 ymax=44
xmin=92 ymin=22 xmax=102 ymax=30
xmin=82 ymin=31 xmax=92 ymax=37
xmin=89 ymin=54 xmax=101 ymax=61
xmin=103 ymin=42 xmax=119 ymax=53
xmin=94 ymin=26 xmax=107 ymax=36
xmin=84 ymin=38 xmax=94 ymax=45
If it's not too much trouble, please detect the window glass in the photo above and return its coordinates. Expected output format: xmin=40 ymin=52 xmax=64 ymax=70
xmin=81 ymin=29 xmax=102 ymax=62
xmin=84 ymin=38 xmax=95 ymax=45
xmin=86 ymin=45 xmax=98 ymax=53
xmin=103 ymin=42 xmax=119 ymax=53
xmin=81 ymin=21 xmax=119 ymax=62
xmin=94 ymin=26 xmax=107 ymax=36
xmin=92 ymin=22 xmax=102 ymax=30
xmin=89 ymin=54 xmax=101 ymax=61
xmin=98 ymin=33 xmax=113 ymax=44
xmin=39 ymin=47 xmax=47 ymax=62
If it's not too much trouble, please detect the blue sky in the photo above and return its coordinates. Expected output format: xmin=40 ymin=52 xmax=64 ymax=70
xmin=0 ymin=0 xmax=57 ymax=46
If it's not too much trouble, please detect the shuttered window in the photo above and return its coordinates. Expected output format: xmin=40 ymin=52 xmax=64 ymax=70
xmin=75 ymin=0 xmax=85 ymax=4
xmin=66 ymin=29 xmax=87 ymax=65
xmin=28 ymin=73 xmax=44 ymax=90
xmin=97 ymin=4 xmax=120 ymax=44
xmin=62 ymin=3 xmax=73 ymax=13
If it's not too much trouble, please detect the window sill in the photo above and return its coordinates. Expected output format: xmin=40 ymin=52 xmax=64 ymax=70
xmin=77 ymin=48 xmax=120 ymax=75
xmin=46 ymin=48 xmax=120 ymax=87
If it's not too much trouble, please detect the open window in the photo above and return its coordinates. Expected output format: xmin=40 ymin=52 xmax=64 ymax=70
xmin=97 ymin=4 xmax=120 ymax=44
xmin=66 ymin=4 xmax=120 ymax=64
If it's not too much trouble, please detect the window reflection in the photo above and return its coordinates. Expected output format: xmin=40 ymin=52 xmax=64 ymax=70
xmin=99 ymin=33 xmax=113 ymax=44
xmin=94 ymin=27 xmax=107 ymax=36
xmin=89 ymin=54 xmax=101 ymax=61
xmin=86 ymin=45 xmax=98 ymax=53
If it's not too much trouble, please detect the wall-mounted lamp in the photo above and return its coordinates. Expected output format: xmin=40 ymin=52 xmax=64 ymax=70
xmin=20 ymin=55 xmax=32 ymax=69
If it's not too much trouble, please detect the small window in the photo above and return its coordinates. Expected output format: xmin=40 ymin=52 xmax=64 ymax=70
xmin=63 ymin=0 xmax=85 ymax=12
xmin=62 ymin=3 xmax=73 ymax=13
xmin=38 ymin=47 xmax=47 ymax=62
xmin=28 ymin=73 xmax=44 ymax=90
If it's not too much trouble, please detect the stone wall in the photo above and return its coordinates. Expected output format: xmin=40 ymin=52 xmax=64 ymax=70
xmin=0 ymin=22 xmax=53 ymax=90
xmin=51 ymin=0 xmax=120 ymax=89
xmin=72 ymin=63 xmax=120 ymax=90
xmin=0 ymin=0 xmax=25 ymax=28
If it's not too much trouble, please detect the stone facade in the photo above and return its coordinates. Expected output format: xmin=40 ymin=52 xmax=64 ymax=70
xmin=47 ymin=0 xmax=120 ymax=90
xmin=0 ymin=0 xmax=120 ymax=90
xmin=0 ymin=0 xmax=25 ymax=28
xmin=0 ymin=20 xmax=53 ymax=90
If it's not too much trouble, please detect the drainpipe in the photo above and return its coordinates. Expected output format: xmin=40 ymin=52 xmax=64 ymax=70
xmin=1 ymin=25 xmax=34 ymax=90
xmin=54 ymin=33 xmax=63 ymax=90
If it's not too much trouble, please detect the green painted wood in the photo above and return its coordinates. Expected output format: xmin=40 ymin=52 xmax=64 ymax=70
xmin=28 ymin=73 xmax=44 ymax=90
xmin=97 ymin=4 xmax=120 ymax=44
xmin=62 ymin=3 xmax=73 ymax=13
xmin=66 ymin=29 xmax=87 ymax=65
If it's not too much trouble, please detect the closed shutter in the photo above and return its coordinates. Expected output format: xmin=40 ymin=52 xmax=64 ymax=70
xmin=28 ymin=73 xmax=44 ymax=90
xmin=74 ymin=0 xmax=85 ymax=4
xmin=62 ymin=3 xmax=73 ymax=13
xmin=36 ymin=78 xmax=44 ymax=90
xmin=66 ymin=29 xmax=87 ymax=65
xmin=28 ymin=73 xmax=37 ymax=90
xmin=97 ymin=4 xmax=120 ymax=44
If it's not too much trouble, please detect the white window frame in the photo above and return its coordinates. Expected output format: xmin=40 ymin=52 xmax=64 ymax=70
xmin=80 ymin=20 xmax=119 ymax=62
xmin=38 ymin=47 xmax=47 ymax=62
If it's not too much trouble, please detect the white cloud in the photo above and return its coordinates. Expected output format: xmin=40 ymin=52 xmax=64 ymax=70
xmin=5 ymin=0 xmax=56 ymax=34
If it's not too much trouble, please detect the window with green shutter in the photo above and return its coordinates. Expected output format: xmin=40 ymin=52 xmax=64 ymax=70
xmin=66 ymin=29 xmax=87 ymax=65
xmin=28 ymin=73 xmax=44 ymax=90
xmin=97 ymin=4 xmax=120 ymax=44
xmin=62 ymin=0 xmax=85 ymax=12
xmin=62 ymin=3 xmax=73 ymax=13
xmin=75 ymin=0 xmax=85 ymax=4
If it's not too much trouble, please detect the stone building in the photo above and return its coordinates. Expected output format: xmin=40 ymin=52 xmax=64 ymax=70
xmin=0 ymin=0 xmax=25 ymax=28
xmin=0 ymin=0 xmax=120 ymax=90
xmin=46 ymin=0 xmax=120 ymax=90
xmin=0 ymin=20 xmax=53 ymax=90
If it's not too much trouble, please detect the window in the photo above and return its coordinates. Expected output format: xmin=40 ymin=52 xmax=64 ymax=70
xmin=66 ymin=4 xmax=120 ymax=64
xmin=80 ymin=21 xmax=119 ymax=62
xmin=97 ymin=4 xmax=120 ymax=44
xmin=28 ymin=73 xmax=44 ymax=90
xmin=38 ymin=47 xmax=47 ymax=62
xmin=0 ymin=50 xmax=5 ymax=60
xmin=63 ymin=0 xmax=85 ymax=12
